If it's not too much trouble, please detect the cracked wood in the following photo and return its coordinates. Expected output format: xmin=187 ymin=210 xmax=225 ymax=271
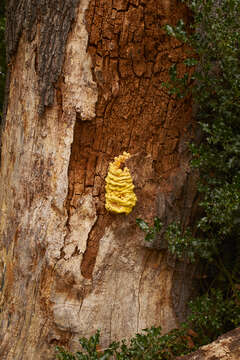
xmin=0 ymin=0 xmax=200 ymax=358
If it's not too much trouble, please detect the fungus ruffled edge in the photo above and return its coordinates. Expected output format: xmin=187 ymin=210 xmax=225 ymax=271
xmin=105 ymin=152 xmax=137 ymax=214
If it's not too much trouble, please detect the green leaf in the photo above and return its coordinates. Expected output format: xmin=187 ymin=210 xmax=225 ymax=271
xmin=154 ymin=217 xmax=162 ymax=232
xmin=136 ymin=218 xmax=149 ymax=232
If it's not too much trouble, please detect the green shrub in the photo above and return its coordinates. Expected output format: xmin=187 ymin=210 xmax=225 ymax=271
xmin=188 ymin=289 xmax=240 ymax=344
xmin=164 ymin=0 xmax=240 ymax=244
xmin=56 ymin=326 xmax=193 ymax=360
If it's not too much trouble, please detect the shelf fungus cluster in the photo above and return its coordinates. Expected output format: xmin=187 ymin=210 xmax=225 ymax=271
xmin=105 ymin=152 xmax=137 ymax=215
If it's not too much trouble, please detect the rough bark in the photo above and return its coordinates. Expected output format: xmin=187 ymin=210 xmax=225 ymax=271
xmin=5 ymin=0 xmax=80 ymax=115
xmin=0 ymin=0 xmax=198 ymax=359
xmin=177 ymin=327 xmax=240 ymax=360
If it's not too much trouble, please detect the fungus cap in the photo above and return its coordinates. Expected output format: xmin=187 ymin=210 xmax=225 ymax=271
xmin=105 ymin=152 xmax=137 ymax=214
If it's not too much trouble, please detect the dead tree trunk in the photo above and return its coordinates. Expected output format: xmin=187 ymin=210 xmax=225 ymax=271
xmin=178 ymin=327 xmax=240 ymax=360
xmin=0 ymin=0 xmax=198 ymax=358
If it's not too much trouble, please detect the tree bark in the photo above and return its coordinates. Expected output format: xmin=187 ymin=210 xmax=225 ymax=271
xmin=178 ymin=328 xmax=240 ymax=360
xmin=0 ymin=0 xmax=198 ymax=359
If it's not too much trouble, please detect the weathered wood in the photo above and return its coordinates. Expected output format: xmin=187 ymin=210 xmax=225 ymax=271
xmin=5 ymin=0 xmax=80 ymax=115
xmin=0 ymin=0 xmax=198 ymax=358
xmin=178 ymin=327 xmax=240 ymax=360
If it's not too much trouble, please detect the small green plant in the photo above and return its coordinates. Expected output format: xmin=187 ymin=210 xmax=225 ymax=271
xmin=165 ymin=222 xmax=213 ymax=262
xmin=188 ymin=288 xmax=240 ymax=345
xmin=163 ymin=0 xmax=240 ymax=243
xmin=56 ymin=330 xmax=119 ymax=360
xmin=136 ymin=218 xmax=213 ymax=263
xmin=56 ymin=326 xmax=194 ymax=360
xmin=136 ymin=217 xmax=162 ymax=242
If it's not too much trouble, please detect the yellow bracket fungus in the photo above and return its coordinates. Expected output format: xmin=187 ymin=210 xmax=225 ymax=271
xmin=105 ymin=152 xmax=137 ymax=214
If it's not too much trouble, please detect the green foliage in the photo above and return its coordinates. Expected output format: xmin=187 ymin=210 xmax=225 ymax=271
xmin=136 ymin=217 xmax=162 ymax=242
xmin=188 ymin=288 xmax=240 ymax=345
xmin=56 ymin=326 xmax=194 ymax=360
xmin=161 ymin=0 xmax=240 ymax=283
xmin=163 ymin=0 xmax=240 ymax=241
xmin=136 ymin=219 xmax=213 ymax=262
xmin=165 ymin=222 xmax=213 ymax=262
xmin=162 ymin=63 xmax=190 ymax=98
xmin=56 ymin=330 xmax=119 ymax=360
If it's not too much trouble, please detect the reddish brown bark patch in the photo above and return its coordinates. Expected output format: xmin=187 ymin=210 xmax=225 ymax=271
xmin=67 ymin=118 xmax=111 ymax=279
xmin=85 ymin=0 xmax=193 ymax=174
xmin=81 ymin=215 xmax=111 ymax=279
xmin=67 ymin=0 xmax=195 ymax=279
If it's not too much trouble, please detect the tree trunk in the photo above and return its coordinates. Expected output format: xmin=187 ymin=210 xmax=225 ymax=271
xmin=0 ymin=0 xmax=197 ymax=359
xmin=178 ymin=328 xmax=240 ymax=360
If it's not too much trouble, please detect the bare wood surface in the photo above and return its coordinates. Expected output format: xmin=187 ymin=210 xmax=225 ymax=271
xmin=177 ymin=328 xmax=240 ymax=360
